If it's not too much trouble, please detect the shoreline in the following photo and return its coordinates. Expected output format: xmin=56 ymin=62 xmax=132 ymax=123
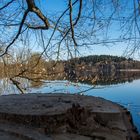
xmin=119 ymin=69 xmax=140 ymax=72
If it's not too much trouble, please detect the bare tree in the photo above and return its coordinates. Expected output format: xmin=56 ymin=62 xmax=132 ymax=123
xmin=0 ymin=0 xmax=140 ymax=59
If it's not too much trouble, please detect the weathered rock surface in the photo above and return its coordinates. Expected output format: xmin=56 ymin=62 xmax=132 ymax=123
xmin=0 ymin=93 xmax=139 ymax=140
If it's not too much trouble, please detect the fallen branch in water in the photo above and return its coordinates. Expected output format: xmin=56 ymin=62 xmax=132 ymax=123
xmin=10 ymin=78 xmax=24 ymax=94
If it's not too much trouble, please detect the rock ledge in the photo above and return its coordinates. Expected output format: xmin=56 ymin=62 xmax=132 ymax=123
xmin=0 ymin=93 xmax=139 ymax=140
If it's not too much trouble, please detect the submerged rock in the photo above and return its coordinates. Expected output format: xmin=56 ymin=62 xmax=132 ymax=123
xmin=0 ymin=93 xmax=139 ymax=140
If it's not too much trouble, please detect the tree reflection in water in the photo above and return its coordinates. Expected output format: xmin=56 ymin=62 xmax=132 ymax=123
xmin=0 ymin=71 xmax=140 ymax=95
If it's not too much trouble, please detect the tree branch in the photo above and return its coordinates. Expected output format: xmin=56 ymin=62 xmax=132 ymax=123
xmin=0 ymin=10 xmax=29 ymax=57
xmin=0 ymin=0 xmax=15 ymax=11
xmin=69 ymin=0 xmax=77 ymax=46
xmin=26 ymin=0 xmax=50 ymax=29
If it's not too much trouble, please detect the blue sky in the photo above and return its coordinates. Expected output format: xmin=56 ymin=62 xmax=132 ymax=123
xmin=33 ymin=0 xmax=140 ymax=60
xmin=38 ymin=0 xmax=67 ymax=14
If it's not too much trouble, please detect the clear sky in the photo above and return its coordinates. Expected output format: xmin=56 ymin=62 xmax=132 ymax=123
xmin=33 ymin=0 xmax=140 ymax=60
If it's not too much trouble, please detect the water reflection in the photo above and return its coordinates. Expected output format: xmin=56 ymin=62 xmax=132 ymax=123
xmin=73 ymin=71 xmax=140 ymax=86
xmin=0 ymin=78 xmax=29 ymax=95
xmin=0 ymin=71 xmax=140 ymax=94
xmin=30 ymin=80 xmax=44 ymax=88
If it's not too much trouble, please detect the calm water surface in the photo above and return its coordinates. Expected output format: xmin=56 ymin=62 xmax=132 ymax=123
xmin=29 ymin=79 xmax=140 ymax=133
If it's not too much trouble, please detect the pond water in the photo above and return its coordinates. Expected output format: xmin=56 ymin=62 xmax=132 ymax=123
xmin=28 ymin=79 xmax=140 ymax=133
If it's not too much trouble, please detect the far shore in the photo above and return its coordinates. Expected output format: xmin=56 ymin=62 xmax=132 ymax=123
xmin=119 ymin=69 xmax=140 ymax=72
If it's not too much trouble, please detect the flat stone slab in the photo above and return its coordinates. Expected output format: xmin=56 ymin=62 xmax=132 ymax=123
xmin=0 ymin=93 xmax=139 ymax=140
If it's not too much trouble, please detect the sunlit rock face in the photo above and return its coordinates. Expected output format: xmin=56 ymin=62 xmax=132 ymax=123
xmin=0 ymin=93 xmax=139 ymax=140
